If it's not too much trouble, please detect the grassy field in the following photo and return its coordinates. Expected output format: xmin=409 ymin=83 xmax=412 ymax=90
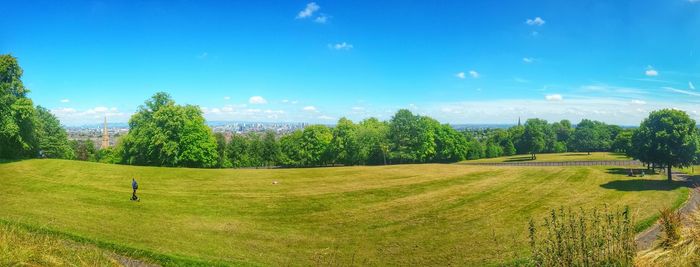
xmin=463 ymin=152 xmax=630 ymax=163
xmin=0 ymin=159 xmax=688 ymax=266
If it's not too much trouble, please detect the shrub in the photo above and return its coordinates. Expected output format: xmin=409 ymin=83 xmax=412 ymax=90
xmin=528 ymin=206 xmax=635 ymax=266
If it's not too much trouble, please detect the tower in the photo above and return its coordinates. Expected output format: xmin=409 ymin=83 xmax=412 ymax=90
xmin=101 ymin=116 xmax=110 ymax=149
xmin=518 ymin=117 xmax=521 ymax=127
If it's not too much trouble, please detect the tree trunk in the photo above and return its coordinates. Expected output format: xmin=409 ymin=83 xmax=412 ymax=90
xmin=667 ymin=165 xmax=672 ymax=182
xmin=587 ymin=151 xmax=591 ymax=155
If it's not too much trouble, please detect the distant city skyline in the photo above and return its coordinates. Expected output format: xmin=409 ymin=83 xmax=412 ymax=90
xmin=2 ymin=1 xmax=700 ymax=126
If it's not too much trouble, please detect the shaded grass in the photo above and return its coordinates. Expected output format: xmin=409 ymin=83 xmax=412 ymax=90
xmin=0 ymin=159 xmax=687 ymax=266
xmin=463 ymin=152 xmax=630 ymax=163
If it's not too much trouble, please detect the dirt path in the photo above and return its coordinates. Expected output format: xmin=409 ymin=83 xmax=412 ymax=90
xmin=459 ymin=160 xmax=641 ymax=167
xmin=635 ymin=171 xmax=700 ymax=250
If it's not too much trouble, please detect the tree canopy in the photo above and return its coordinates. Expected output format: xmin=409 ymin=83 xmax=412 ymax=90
xmin=119 ymin=92 xmax=219 ymax=168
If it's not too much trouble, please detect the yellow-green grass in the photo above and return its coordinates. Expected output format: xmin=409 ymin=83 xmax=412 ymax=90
xmin=0 ymin=220 xmax=120 ymax=266
xmin=464 ymin=152 xmax=630 ymax=163
xmin=0 ymin=159 xmax=688 ymax=266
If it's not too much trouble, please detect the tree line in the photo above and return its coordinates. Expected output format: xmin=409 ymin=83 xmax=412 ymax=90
xmin=1 ymin=53 xmax=698 ymax=178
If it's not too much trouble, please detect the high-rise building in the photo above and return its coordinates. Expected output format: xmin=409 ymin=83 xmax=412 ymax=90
xmin=101 ymin=116 xmax=109 ymax=149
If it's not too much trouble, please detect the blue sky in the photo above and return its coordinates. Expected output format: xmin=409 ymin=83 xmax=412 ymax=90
xmin=2 ymin=0 xmax=700 ymax=126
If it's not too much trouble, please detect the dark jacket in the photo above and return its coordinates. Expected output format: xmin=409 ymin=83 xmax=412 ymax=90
xmin=132 ymin=179 xmax=138 ymax=190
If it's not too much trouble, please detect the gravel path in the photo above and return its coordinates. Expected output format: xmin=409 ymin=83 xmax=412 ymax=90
xmin=635 ymin=171 xmax=700 ymax=250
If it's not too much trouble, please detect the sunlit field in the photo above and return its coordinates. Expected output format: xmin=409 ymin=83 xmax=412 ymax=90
xmin=0 ymin=159 xmax=687 ymax=266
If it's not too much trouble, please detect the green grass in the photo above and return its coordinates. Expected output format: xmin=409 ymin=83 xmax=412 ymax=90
xmin=463 ymin=152 xmax=630 ymax=163
xmin=0 ymin=220 xmax=120 ymax=266
xmin=0 ymin=159 xmax=688 ymax=266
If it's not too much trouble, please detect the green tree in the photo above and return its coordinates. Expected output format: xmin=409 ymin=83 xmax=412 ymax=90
xmin=214 ymin=133 xmax=230 ymax=168
xmin=633 ymin=109 xmax=698 ymax=181
xmin=356 ymin=118 xmax=389 ymax=165
xmin=570 ymin=126 xmax=597 ymax=155
xmin=34 ymin=106 xmax=74 ymax=159
xmin=612 ymin=130 xmax=633 ymax=153
xmin=262 ymin=131 xmax=280 ymax=167
xmin=388 ymin=109 xmax=435 ymax=163
xmin=300 ymin=125 xmax=333 ymax=166
xmin=330 ymin=118 xmax=360 ymax=165
xmin=0 ymin=54 xmax=37 ymax=159
xmin=70 ymin=139 xmax=97 ymax=161
xmin=522 ymin=119 xmax=547 ymax=159
xmin=279 ymin=130 xmax=304 ymax=167
xmin=433 ymin=123 xmax=468 ymax=162
xmin=226 ymin=134 xmax=250 ymax=167
xmin=120 ymin=92 xmax=219 ymax=168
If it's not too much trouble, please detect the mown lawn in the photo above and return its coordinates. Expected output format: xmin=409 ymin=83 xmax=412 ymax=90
xmin=0 ymin=159 xmax=687 ymax=266
xmin=463 ymin=152 xmax=630 ymax=163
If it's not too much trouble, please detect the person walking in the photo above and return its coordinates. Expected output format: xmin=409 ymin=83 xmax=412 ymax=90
xmin=131 ymin=178 xmax=139 ymax=201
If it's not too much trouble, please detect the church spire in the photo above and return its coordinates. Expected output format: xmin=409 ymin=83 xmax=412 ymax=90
xmin=101 ymin=116 xmax=110 ymax=149
xmin=518 ymin=117 xmax=521 ymax=127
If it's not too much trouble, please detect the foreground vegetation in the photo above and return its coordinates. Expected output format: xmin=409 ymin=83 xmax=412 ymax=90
xmin=0 ymin=221 xmax=119 ymax=266
xmin=0 ymin=159 xmax=688 ymax=265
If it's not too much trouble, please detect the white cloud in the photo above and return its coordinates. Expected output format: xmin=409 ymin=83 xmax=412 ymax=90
xmin=60 ymin=99 xmax=70 ymax=103
xmin=223 ymin=96 xmax=231 ymax=100
xmin=329 ymin=42 xmax=353 ymax=50
xmin=469 ymin=70 xmax=479 ymax=78
xmin=545 ymin=94 xmax=563 ymax=101
xmin=645 ymin=66 xmax=658 ymax=77
xmin=526 ymin=17 xmax=546 ymax=26
xmin=302 ymin=106 xmax=318 ymax=112
xmin=248 ymin=96 xmax=267 ymax=104
xmin=314 ymin=14 xmax=329 ymax=23
xmin=523 ymin=57 xmax=534 ymax=63
xmin=351 ymin=106 xmax=365 ymax=111
xmin=318 ymin=115 xmax=335 ymax=120
xmin=631 ymin=100 xmax=647 ymax=105
xmin=455 ymin=72 xmax=466 ymax=79
xmin=51 ymin=106 xmax=128 ymax=125
xmin=296 ymin=2 xmax=320 ymax=19
xmin=690 ymin=81 xmax=696 ymax=90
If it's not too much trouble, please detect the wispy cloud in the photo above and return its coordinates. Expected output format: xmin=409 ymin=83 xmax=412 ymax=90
xmin=545 ymin=94 xmax=563 ymax=101
xmin=665 ymin=87 xmax=700 ymax=97
xmin=248 ymin=96 xmax=267 ymax=104
xmin=525 ymin=17 xmax=546 ymax=26
xmin=223 ymin=96 xmax=231 ymax=100
xmin=523 ymin=57 xmax=534 ymax=63
xmin=455 ymin=72 xmax=466 ymax=79
xmin=690 ymin=81 xmax=696 ymax=90
xmin=296 ymin=2 xmax=320 ymax=19
xmin=469 ymin=70 xmax=479 ymax=78
xmin=329 ymin=42 xmax=353 ymax=50
xmin=60 ymin=99 xmax=70 ymax=103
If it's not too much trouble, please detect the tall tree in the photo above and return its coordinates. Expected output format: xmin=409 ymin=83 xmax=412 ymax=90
xmin=120 ymin=92 xmax=219 ymax=168
xmin=70 ymin=139 xmax=97 ymax=161
xmin=0 ymin=54 xmax=37 ymax=158
xmin=262 ymin=131 xmax=280 ymax=167
xmin=214 ymin=132 xmax=229 ymax=168
xmin=356 ymin=118 xmax=389 ymax=165
xmin=330 ymin=118 xmax=360 ymax=165
xmin=34 ymin=106 xmax=74 ymax=159
xmin=633 ymin=109 xmax=698 ymax=181
xmin=522 ymin=119 xmax=547 ymax=159
xmin=226 ymin=134 xmax=250 ymax=167
xmin=300 ymin=125 xmax=333 ymax=166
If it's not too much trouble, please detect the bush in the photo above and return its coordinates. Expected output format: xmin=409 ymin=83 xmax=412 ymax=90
xmin=528 ymin=206 xmax=635 ymax=266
